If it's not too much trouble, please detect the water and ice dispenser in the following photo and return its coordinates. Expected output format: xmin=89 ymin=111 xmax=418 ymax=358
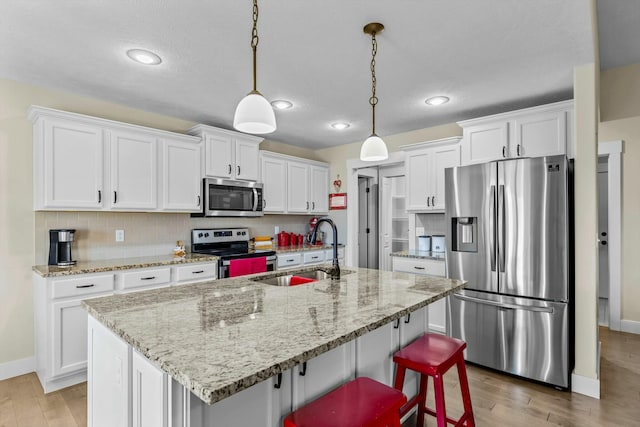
xmin=451 ymin=217 xmax=477 ymax=252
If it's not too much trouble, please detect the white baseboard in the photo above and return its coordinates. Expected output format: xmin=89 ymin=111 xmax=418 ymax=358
xmin=0 ymin=356 xmax=35 ymax=381
xmin=571 ymin=372 xmax=600 ymax=399
xmin=621 ymin=319 xmax=640 ymax=334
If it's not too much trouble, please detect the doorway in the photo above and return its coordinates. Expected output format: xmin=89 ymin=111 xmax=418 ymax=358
xmin=358 ymin=175 xmax=378 ymax=269
xmin=598 ymin=156 xmax=609 ymax=326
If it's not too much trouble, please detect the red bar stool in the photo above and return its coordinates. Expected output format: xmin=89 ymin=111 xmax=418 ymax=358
xmin=284 ymin=377 xmax=407 ymax=427
xmin=393 ymin=334 xmax=474 ymax=427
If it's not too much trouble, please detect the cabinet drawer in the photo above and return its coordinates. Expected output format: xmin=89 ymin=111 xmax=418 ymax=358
xmin=120 ymin=267 xmax=171 ymax=290
xmin=277 ymin=253 xmax=302 ymax=269
xmin=51 ymin=274 xmax=114 ymax=299
xmin=303 ymin=251 xmax=325 ymax=265
xmin=324 ymin=247 xmax=345 ymax=261
xmin=393 ymin=257 xmax=445 ymax=276
xmin=175 ymin=263 xmax=217 ymax=283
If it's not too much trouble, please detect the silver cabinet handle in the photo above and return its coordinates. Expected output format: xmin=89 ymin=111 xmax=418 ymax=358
xmin=517 ymin=144 xmax=521 ymax=156
xmin=502 ymin=146 xmax=507 ymax=158
xmin=113 ymin=191 xmax=117 ymax=204
xmin=228 ymin=164 xmax=232 ymax=174
xmin=140 ymin=276 xmax=156 ymax=281
xmin=76 ymin=284 xmax=95 ymax=289
xmin=98 ymin=190 xmax=102 ymax=204
xmin=192 ymin=270 xmax=204 ymax=274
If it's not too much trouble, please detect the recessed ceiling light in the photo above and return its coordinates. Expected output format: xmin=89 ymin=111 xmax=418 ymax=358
xmin=425 ymin=96 xmax=450 ymax=106
xmin=271 ymin=100 xmax=293 ymax=110
xmin=331 ymin=122 xmax=351 ymax=130
xmin=126 ymin=49 xmax=162 ymax=65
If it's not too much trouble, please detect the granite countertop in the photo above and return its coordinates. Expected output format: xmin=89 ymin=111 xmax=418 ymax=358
xmin=33 ymin=253 xmax=219 ymax=278
xmin=390 ymin=250 xmax=446 ymax=261
xmin=275 ymin=243 xmax=344 ymax=254
xmin=82 ymin=265 xmax=465 ymax=405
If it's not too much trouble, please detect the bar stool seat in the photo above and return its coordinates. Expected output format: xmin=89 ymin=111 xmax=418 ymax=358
xmin=393 ymin=333 xmax=474 ymax=427
xmin=284 ymin=377 xmax=407 ymax=427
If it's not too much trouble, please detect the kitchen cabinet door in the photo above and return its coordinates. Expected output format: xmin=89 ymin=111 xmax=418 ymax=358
xmin=355 ymin=321 xmax=396 ymax=387
xmin=292 ymin=342 xmax=354 ymax=410
xmin=161 ymin=137 xmax=202 ymax=212
xmin=109 ymin=129 xmax=157 ymax=210
xmin=40 ymin=117 xmax=104 ymax=209
xmin=261 ymin=153 xmax=287 ymax=213
xmin=235 ymin=137 xmax=260 ymax=181
xmin=460 ymin=121 xmax=510 ymax=165
xmin=287 ymin=162 xmax=310 ymax=213
xmin=132 ymin=350 xmax=168 ymax=427
xmin=432 ymin=144 xmax=460 ymax=210
xmin=52 ymin=299 xmax=89 ymax=378
xmin=406 ymin=149 xmax=432 ymax=211
xmin=514 ymin=109 xmax=566 ymax=158
xmin=204 ymin=132 xmax=234 ymax=178
xmin=309 ymin=165 xmax=329 ymax=214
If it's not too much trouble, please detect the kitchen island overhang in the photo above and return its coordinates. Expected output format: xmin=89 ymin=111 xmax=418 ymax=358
xmin=82 ymin=265 xmax=466 ymax=406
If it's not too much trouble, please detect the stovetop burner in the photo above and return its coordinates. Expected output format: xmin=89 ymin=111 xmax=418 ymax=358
xmin=191 ymin=228 xmax=275 ymax=260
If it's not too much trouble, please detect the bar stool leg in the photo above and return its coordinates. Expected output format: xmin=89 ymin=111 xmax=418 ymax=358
xmin=456 ymin=358 xmax=475 ymax=427
xmin=416 ymin=374 xmax=428 ymax=427
xmin=433 ymin=372 xmax=447 ymax=427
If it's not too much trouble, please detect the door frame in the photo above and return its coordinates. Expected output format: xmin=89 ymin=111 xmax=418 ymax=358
xmin=598 ymin=140 xmax=623 ymax=331
xmin=346 ymin=152 xmax=406 ymax=267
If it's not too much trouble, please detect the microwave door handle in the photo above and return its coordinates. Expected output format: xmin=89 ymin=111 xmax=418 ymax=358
xmin=252 ymin=188 xmax=259 ymax=211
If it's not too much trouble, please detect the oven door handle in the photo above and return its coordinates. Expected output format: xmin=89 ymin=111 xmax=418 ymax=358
xmin=252 ymin=188 xmax=259 ymax=211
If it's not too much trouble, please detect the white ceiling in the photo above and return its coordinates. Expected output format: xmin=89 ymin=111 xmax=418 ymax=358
xmin=0 ymin=1 xmax=633 ymax=150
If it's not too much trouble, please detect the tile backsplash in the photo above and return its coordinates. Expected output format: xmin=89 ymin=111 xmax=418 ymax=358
xmin=35 ymin=211 xmax=315 ymax=265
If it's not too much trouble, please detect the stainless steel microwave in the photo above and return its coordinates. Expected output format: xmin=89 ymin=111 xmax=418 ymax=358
xmin=196 ymin=178 xmax=264 ymax=217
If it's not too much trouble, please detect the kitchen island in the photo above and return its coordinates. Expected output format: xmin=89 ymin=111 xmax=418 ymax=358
xmin=83 ymin=265 xmax=465 ymax=427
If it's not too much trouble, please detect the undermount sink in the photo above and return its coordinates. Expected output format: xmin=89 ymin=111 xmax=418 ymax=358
xmin=250 ymin=269 xmax=354 ymax=286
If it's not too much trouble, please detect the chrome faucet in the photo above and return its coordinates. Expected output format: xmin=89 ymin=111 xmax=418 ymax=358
xmin=310 ymin=217 xmax=340 ymax=280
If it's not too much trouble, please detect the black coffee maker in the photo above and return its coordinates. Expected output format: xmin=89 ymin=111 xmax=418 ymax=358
xmin=48 ymin=229 xmax=77 ymax=266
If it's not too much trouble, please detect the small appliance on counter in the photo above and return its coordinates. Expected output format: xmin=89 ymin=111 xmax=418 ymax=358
xmin=431 ymin=235 xmax=446 ymax=252
xmin=48 ymin=229 xmax=76 ymax=266
xmin=418 ymin=235 xmax=431 ymax=252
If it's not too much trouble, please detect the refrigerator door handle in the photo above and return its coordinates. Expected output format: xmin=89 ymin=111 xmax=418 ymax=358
xmin=453 ymin=293 xmax=554 ymax=314
xmin=489 ymin=185 xmax=496 ymax=272
xmin=498 ymin=184 xmax=506 ymax=272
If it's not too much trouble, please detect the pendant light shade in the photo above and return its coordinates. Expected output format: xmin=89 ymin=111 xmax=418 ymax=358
xmin=233 ymin=0 xmax=276 ymax=135
xmin=360 ymin=22 xmax=388 ymax=162
xmin=360 ymin=134 xmax=388 ymax=161
xmin=234 ymin=90 xmax=277 ymax=134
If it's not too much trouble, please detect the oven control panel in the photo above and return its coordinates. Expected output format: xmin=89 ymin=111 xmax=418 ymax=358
xmin=192 ymin=228 xmax=250 ymax=245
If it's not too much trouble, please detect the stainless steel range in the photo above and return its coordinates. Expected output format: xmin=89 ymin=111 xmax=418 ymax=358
xmin=191 ymin=228 xmax=276 ymax=278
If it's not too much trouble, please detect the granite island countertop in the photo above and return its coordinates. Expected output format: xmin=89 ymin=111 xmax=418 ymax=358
xmin=82 ymin=265 xmax=466 ymax=405
xmin=390 ymin=250 xmax=446 ymax=261
xmin=33 ymin=253 xmax=219 ymax=278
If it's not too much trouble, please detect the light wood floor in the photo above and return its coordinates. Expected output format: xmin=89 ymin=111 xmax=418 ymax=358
xmin=1 ymin=327 xmax=639 ymax=426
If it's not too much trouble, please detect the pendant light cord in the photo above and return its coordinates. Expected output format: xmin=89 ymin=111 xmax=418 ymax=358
xmin=251 ymin=0 xmax=259 ymax=92
xmin=369 ymin=31 xmax=378 ymax=135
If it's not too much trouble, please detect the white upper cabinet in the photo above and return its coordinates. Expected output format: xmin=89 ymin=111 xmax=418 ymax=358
xmin=260 ymin=152 xmax=287 ymax=213
xmin=459 ymin=100 xmax=573 ymax=165
xmin=402 ymin=137 xmax=461 ymax=212
xmin=260 ymin=151 xmax=330 ymax=215
xmin=36 ymin=116 xmax=104 ymax=209
xmin=29 ymin=106 xmax=201 ymax=212
xmin=109 ymin=129 xmax=157 ymax=210
xmin=190 ymin=125 xmax=262 ymax=182
xmin=161 ymin=137 xmax=202 ymax=212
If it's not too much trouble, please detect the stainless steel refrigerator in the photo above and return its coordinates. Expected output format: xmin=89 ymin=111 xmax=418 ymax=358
xmin=445 ymin=155 xmax=572 ymax=388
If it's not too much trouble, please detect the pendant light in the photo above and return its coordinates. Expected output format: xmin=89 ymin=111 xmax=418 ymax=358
xmin=360 ymin=22 xmax=388 ymax=162
xmin=233 ymin=0 xmax=276 ymax=134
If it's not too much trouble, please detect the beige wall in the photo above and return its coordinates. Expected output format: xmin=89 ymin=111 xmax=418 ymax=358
xmin=599 ymin=64 xmax=640 ymax=322
xmin=0 ymin=79 xmax=315 ymax=366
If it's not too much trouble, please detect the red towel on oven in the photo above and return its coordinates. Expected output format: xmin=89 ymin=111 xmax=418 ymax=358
xmin=229 ymin=257 xmax=267 ymax=277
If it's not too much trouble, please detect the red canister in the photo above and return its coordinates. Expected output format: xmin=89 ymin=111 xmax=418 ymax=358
xmin=278 ymin=231 xmax=290 ymax=247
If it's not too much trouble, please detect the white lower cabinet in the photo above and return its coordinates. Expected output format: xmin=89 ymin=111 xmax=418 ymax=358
xmin=302 ymin=250 xmax=325 ymax=266
xmin=355 ymin=308 xmax=428 ymax=401
xmin=132 ymin=350 xmax=169 ymax=427
xmin=392 ymin=257 xmax=447 ymax=334
xmin=35 ymin=261 xmax=217 ymax=393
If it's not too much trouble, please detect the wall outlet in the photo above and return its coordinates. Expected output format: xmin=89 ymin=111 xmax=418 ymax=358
xmin=115 ymin=229 xmax=125 ymax=242
xmin=274 ymin=226 xmax=280 ymax=235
